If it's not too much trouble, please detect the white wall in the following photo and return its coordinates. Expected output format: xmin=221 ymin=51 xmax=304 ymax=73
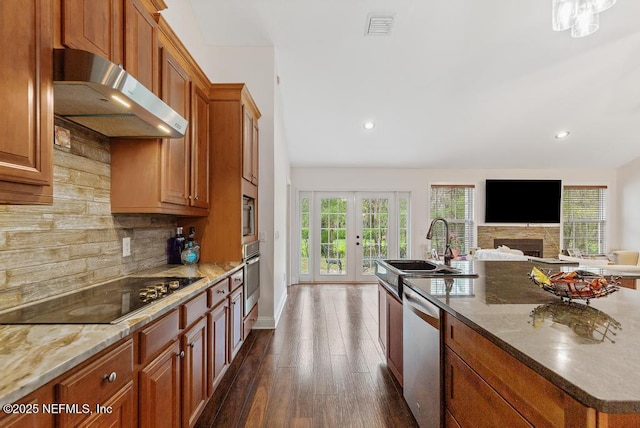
xmin=617 ymin=157 xmax=640 ymax=250
xmin=162 ymin=6 xmax=290 ymax=328
xmin=291 ymin=167 xmax=619 ymax=276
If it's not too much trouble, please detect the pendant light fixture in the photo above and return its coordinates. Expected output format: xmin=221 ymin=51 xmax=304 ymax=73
xmin=552 ymin=0 xmax=616 ymax=37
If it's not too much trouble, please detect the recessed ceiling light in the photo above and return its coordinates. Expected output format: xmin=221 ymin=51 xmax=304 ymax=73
xmin=363 ymin=121 xmax=375 ymax=130
xmin=555 ymin=130 xmax=570 ymax=139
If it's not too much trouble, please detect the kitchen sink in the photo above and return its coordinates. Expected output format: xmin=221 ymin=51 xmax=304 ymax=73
xmin=375 ymin=259 xmax=478 ymax=298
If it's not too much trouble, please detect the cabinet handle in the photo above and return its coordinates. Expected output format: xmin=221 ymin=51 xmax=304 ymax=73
xmin=217 ymin=290 xmax=226 ymax=294
xmin=104 ymin=372 xmax=117 ymax=383
xmin=178 ymin=350 xmax=185 ymax=358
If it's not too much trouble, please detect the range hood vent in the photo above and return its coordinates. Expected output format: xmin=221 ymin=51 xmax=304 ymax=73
xmin=53 ymin=49 xmax=188 ymax=138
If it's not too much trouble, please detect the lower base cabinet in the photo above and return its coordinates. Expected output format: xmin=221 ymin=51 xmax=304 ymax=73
xmin=139 ymin=340 xmax=181 ymax=428
xmin=182 ymin=317 xmax=208 ymax=428
xmin=56 ymin=339 xmax=135 ymax=427
xmin=0 ymin=268 xmax=258 ymax=428
xmin=377 ymin=282 xmax=403 ymax=385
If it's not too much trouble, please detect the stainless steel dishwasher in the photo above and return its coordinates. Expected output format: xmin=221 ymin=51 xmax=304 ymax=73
xmin=403 ymin=286 xmax=442 ymax=428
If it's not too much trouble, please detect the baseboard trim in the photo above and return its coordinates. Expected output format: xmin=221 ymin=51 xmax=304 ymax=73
xmin=252 ymin=292 xmax=288 ymax=330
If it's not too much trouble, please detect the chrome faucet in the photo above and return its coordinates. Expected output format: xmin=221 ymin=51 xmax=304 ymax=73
xmin=426 ymin=217 xmax=454 ymax=266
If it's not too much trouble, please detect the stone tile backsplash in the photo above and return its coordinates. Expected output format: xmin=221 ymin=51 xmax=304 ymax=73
xmin=0 ymin=119 xmax=177 ymax=310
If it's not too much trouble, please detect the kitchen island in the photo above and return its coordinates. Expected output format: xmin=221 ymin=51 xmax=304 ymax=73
xmin=0 ymin=262 xmax=243 ymax=426
xmin=405 ymin=260 xmax=640 ymax=426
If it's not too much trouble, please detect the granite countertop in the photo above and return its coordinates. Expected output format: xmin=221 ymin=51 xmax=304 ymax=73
xmin=0 ymin=262 xmax=242 ymax=406
xmin=405 ymin=260 xmax=640 ymax=413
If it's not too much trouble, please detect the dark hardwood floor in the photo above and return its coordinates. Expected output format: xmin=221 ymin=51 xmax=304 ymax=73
xmin=196 ymin=283 xmax=418 ymax=427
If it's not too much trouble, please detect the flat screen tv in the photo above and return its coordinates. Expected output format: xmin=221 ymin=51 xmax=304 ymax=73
xmin=485 ymin=179 xmax=562 ymax=223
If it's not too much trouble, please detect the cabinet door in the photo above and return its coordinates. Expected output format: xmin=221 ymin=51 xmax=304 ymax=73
xmin=61 ymin=0 xmax=123 ymax=64
xmin=77 ymin=381 xmax=135 ymax=428
xmin=387 ymin=293 xmax=403 ymax=385
xmin=252 ymin=119 xmax=259 ymax=185
xmin=190 ymin=85 xmax=209 ymax=209
xmin=378 ymin=283 xmax=388 ymax=356
xmin=229 ymin=287 xmax=244 ymax=361
xmin=0 ymin=384 xmax=54 ymax=428
xmin=182 ymin=317 xmax=208 ymax=428
xmin=124 ymin=0 xmax=158 ymax=94
xmin=139 ymin=340 xmax=181 ymax=428
xmin=209 ymin=302 xmax=229 ymax=393
xmin=0 ymin=0 xmax=53 ymax=204
xmin=242 ymin=106 xmax=253 ymax=184
xmin=160 ymin=46 xmax=191 ymax=207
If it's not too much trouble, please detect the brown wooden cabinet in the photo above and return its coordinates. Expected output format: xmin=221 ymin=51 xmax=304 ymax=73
xmin=242 ymin=106 xmax=259 ymax=186
xmin=443 ymin=313 xmax=594 ymax=427
xmin=56 ymin=339 xmax=135 ymax=427
xmin=182 ymin=316 xmax=208 ymax=428
xmin=377 ymin=283 xmax=388 ymax=356
xmin=207 ymin=277 xmax=231 ymax=394
xmin=0 ymin=0 xmax=53 ymax=204
xmin=190 ymin=84 xmax=210 ymax=210
xmin=159 ymin=45 xmax=191 ymax=207
xmin=196 ymin=83 xmax=261 ymax=262
xmin=60 ymin=0 xmax=123 ymax=64
xmin=139 ymin=340 xmax=181 ymax=428
xmin=124 ymin=0 xmax=159 ymax=94
xmin=229 ymin=284 xmax=244 ymax=361
xmin=0 ymin=382 xmax=55 ymax=428
xmin=377 ymin=282 xmax=403 ymax=385
xmin=110 ymin=18 xmax=210 ymax=216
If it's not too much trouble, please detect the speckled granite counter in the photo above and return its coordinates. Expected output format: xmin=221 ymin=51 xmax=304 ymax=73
xmin=405 ymin=260 xmax=640 ymax=413
xmin=0 ymin=262 xmax=242 ymax=405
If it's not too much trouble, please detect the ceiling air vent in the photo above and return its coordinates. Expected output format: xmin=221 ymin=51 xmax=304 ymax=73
xmin=365 ymin=14 xmax=394 ymax=36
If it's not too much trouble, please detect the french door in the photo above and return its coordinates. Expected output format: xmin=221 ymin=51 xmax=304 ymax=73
xmin=298 ymin=191 xmax=409 ymax=282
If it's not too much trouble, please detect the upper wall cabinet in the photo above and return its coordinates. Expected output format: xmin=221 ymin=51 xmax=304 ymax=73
xmin=242 ymin=106 xmax=259 ymax=186
xmin=124 ymin=0 xmax=159 ymax=94
xmin=0 ymin=0 xmax=53 ymax=204
xmin=159 ymin=45 xmax=192 ymax=207
xmin=60 ymin=0 xmax=124 ymax=64
xmin=110 ymin=14 xmax=210 ymax=216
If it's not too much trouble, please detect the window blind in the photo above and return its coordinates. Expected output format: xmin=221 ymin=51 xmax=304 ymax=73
xmin=562 ymin=186 xmax=607 ymax=255
xmin=430 ymin=185 xmax=475 ymax=255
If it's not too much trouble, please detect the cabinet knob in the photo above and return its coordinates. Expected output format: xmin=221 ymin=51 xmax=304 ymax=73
xmin=104 ymin=372 xmax=117 ymax=383
xmin=194 ymin=196 xmax=199 ymax=200
xmin=178 ymin=350 xmax=185 ymax=358
xmin=189 ymin=342 xmax=195 ymax=348
xmin=217 ymin=290 xmax=226 ymax=294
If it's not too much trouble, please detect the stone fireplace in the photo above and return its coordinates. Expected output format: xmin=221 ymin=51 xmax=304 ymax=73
xmin=477 ymin=226 xmax=560 ymax=258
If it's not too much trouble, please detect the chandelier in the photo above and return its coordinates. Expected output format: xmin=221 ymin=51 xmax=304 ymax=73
xmin=552 ymin=0 xmax=616 ymax=37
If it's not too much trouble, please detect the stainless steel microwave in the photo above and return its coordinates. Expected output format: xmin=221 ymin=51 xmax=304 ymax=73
xmin=242 ymin=196 xmax=255 ymax=237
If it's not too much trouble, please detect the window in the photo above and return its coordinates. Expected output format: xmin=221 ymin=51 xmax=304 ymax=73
xmin=562 ymin=186 xmax=607 ymax=255
xmin=398 ymin=195 xmax=410 ymax=259
xmin=430 ymin=185 xmax=475 ymax=255
xmin=299 ymin=195 xmax=310 ymax=275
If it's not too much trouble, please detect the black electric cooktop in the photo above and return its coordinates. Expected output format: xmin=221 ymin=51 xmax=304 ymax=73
xmin=0 ymin=276 xmax=203 ymax=324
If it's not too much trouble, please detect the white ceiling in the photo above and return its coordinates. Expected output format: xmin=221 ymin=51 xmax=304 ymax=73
xmin=189 ymin=0 xmax=640 ymax=169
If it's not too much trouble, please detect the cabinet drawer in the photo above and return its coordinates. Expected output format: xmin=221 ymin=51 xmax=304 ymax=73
xmin=139 ymin=309 xmax=180 ymax=363
xmin=182 ymin=291 xmax=208 ymax=328
xmin=57 ymin=339 xmax=133 ymax=424
xmin=445 ymin=347 xmax=531 ymax=427
xmin=208 ymin=278 xmax=229 ymax=309
xmin=231 ymin=269 xmax=243 ymax=291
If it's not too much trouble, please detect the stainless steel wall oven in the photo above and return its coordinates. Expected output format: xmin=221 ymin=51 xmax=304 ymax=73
xmin=243 ymin=241 xmax=260 ymax=317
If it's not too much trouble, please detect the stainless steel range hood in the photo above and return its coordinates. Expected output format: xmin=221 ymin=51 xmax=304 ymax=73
xmin=53 ymin=49 xmax=188 ymax=138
